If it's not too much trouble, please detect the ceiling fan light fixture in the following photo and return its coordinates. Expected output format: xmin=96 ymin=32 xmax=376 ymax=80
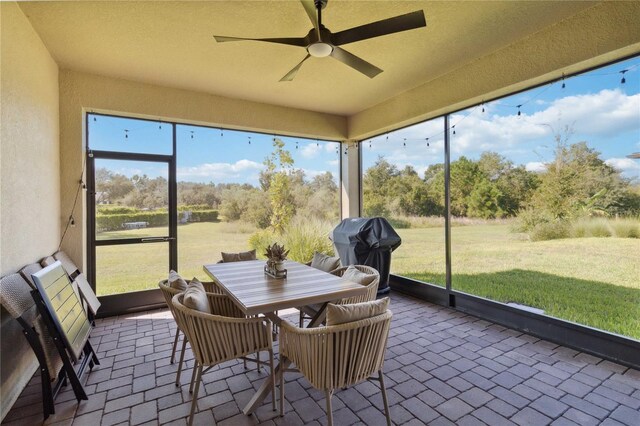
xmin=307 ymin=42 xmax=333 ymax=57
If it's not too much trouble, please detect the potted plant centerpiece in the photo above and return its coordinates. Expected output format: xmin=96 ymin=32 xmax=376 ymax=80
xmin=264 ymin=243 xmax=289 ymax=278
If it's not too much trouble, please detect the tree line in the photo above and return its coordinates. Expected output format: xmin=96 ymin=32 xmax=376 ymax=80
xmin=364 ymin=142 xmax=640 ymax=225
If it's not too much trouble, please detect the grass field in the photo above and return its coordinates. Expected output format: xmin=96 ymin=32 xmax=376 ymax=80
xmin=97 ymin=222 xmax=640 ymax=339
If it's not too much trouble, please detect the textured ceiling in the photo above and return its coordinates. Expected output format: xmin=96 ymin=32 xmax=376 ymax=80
xmin=20 ymin=1 xmax=597 ymax=116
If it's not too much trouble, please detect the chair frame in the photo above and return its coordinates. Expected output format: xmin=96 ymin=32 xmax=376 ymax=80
xmin=159 ymin=279 xmax=266 ymax=388
xmin=299 ymin=265 xmax=380 ymax=327
xmin=280 ymin=310 xmax=393 ymax=426
xmin=172 ymin=293 xmax=276 ymax=426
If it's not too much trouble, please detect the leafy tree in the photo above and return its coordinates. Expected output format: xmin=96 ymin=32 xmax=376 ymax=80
xmin=264 ymin=138 xmax=295 ymax=233
xmin=95 ymin=168 xmax=134 ymax=203
xmin=467 ymin=180 xmax=504 ymax=219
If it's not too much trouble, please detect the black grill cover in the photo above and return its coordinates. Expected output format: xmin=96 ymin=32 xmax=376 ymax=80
xmin=330 ymin=217 xmax=402 ymax=295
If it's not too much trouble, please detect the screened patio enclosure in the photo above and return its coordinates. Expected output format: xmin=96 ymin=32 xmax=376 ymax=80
xmin=2 ymin=1 xmax=640 ymax=423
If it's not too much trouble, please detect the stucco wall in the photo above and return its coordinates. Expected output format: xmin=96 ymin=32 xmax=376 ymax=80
xmin=0 ymin=1 xmax=60 ymax=419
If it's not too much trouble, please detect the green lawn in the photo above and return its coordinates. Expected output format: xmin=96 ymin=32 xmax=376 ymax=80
xmin=97 ymin=222 xmax=640 ymax=339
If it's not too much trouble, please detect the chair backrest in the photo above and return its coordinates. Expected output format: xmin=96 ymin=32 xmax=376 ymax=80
xmin=53 ymin=251 xmax=80 ymax=279
xmin=171 ymin=293 xmax=270 ymax=367
xmin=158 ymin=280 xmax=182 ymax=316
xmin=280 ymin=310 xmax=392 ymax=390
xmin=0 ymin=273 xmax=63 ymax=381
xmin=40 ymin=256 xmax=56 ymax=268
xmin=333 ymin=265 xmax=380 ymax=304
xmin=19 ymin=263 xmax=43 ymax=289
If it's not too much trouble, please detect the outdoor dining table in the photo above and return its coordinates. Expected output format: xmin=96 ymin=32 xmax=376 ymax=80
xmin=203 ymin=259 xmax=367 ymax=415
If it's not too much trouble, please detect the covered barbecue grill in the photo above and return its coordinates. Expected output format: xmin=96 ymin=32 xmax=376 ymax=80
xmin=330 ymin=217 xmax=402 ymax=295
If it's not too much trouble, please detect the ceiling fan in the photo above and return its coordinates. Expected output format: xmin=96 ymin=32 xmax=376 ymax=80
xmin=213 ymin=0 xmax=426 ymax=81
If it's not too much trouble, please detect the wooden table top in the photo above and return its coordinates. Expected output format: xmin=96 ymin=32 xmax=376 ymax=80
xmin=203 ymin=260 xmax=366 ymax=316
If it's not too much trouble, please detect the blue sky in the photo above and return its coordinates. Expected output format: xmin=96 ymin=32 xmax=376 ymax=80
xmin=364 ymin=57 xmax=640 ymax=180
xmin=90 ymin=56 xmax=639 ymax=184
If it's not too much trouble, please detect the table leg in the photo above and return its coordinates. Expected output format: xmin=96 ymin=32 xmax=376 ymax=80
xmin=242 ymin=305 xmax=328 ymax=415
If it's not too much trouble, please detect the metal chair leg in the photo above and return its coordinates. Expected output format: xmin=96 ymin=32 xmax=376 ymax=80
xmin=256 ymin=350 xmax=261 ymax=373
xmin=299 ymin=310 xmax=304 ymax=328
xmin=325 ymin=389 xmax=334 ymax=426
xmin=269 ymin=349 xmax=276 ymax=411
xmin=279 ymin=355 xmax=286 ymax=416
xmin=170 ymin=328 xmax=180 ymax=364
xmin=187 ymin=365 xmax=203 ymax=426
xmin=379 ymin=370 xmax=391 ymax=426
xmin=176 ymin=337 xmax=188 ymax=386
xmin=189 ymin=360 xmax=199 ymax=394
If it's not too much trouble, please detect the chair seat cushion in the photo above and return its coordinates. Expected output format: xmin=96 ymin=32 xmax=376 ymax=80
xmin=182 ymin=279 xmax=211 ymax=313
xmin=168 ymin=270 xmax=188 ymax=291
xmin=342 ymin=265 xmax=377 ymax=286
xmin=326 ymin=297 xmax=389 ymax=326
xmin=221 ymin=249 xmax=257 ymax=263
xmin=310 ymin=252 xmax=340 ymax=272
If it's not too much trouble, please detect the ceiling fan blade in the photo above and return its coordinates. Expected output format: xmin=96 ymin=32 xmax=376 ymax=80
xmin=331 ymin=10 xmax=426 ymax=46
xmin=300 ymin=0 xmax=320 ymax=37
xmin=280 ymin=54 xmax=311 ymax=82
xmin=214 ymin=35 xmax=307 ymax=47
xmin=330 ymin=47 xmax=382 ymax=78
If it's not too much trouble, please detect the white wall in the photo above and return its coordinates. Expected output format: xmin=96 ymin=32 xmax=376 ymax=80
xmin=0 ymin=2 xmax=60 ymax=419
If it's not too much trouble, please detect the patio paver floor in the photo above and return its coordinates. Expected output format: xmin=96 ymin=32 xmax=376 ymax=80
xmin=3 ymin=292 xmax=639 ymax=425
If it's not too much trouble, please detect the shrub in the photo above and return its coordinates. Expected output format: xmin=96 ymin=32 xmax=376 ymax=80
xmin=97 ymin=205 xmax=140 ymax=215
xmin=189 ymin=210 xmax=219 ymax=222
xmin=586 ymin=219 xmax=612 ymax=238
xmin=611 ymin=218 xmax=640 ymax=238
xmin=570 ymin=219 xmax=589 ymax=238
xmin=248 ymin=217 xmax=335 ymax=263
xmin=512 ymin=207 xmax=554 ymax=233
xmin=248 ymin=228 xmax=279 ymax=259
xmin=282 ymin=218 xmax=335 ymax=263
xmin=96 ymin=211 xmax=168 ymax=232
xmin=178 ymin=204 xmax=210 ymax=211
xmin=530 ymin=220 xmax=570 ymax=241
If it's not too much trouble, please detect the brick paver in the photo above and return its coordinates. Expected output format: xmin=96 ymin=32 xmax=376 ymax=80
xmin=2 ymin=292 xmax=639 ymax=425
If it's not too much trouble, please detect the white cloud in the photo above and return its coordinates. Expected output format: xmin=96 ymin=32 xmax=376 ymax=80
xmin=177 ymin=159 xmax=263 ymax=181
xmin=605 ymin=157 xmax=640 ymax=178
xmin=525 ymin=162 xmax=547 ymax=172
xmin=361 ymin=88 xmax=638 ymax=175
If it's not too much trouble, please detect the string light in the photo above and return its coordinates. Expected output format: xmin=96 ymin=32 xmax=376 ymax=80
xmin=620 ymin=70 xmax=627 ymax=84
xmin=369 ymin=139 xmax=372 ymax=149
xmin=93 ymin=116 xmax=97 ymax=122
xmin=385 ymin=133 xmax=389 ymax=141
xmin=403 ymin=138 xmax=407 ymax=147
xmin=248 ymin=136 xmax=251 ymax=145
xmin=295 ymin=141 xmax=299 ymax=149
xmin=190 ymin=131 xmax=194 ymax=139
xmin=220 ymin=128 xmax=224 ymax=138
xmin=452 ymin=125 xmax=456 ymax=135
xmin=481 ymin=102 xmax=485 ymax=113
xmin=426 ymin=138 xmax=430 ymax=147
xmin=517 ymin=105 xmax=522 ymax=116
xmin=124 ymin=129 xmax=129 ymax=139
xmin=561 ymin=73 xmax=566 ymax=89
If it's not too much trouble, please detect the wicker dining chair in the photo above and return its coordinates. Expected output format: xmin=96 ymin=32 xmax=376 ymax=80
xmin=159 ymin=279 xmax=239 ymax=385
xmin=171 ymin=293 xmax=276 ymax=426
xmin=279 ymin=310 xmax=393 ymax=426
xmin=298 ymin=265 xmax=380 ymax=327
